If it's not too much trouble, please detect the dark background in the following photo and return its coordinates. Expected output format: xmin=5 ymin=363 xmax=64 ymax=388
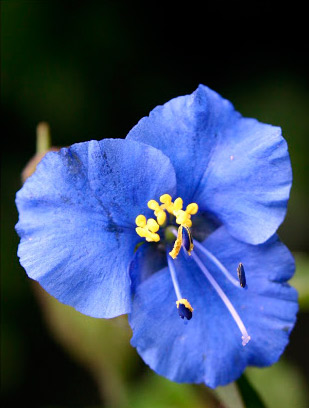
xmin=1 ymin=1 xmax=308 ymax=407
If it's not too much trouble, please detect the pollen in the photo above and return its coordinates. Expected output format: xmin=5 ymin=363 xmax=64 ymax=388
xmin=169 ymin=226 xmax=183 ymax=259
xmin=135 ymin=215 xmax=160 ymax=242
xmin=147 ymin=199 xmax=167 ymax=226
xmin=135 ymin=194 xmax=198 ymax=257
xmin=176 ymin=298 xmax=193 ymax=320
xmin=135 ymin=214 xmax=147 ymax=227
xmin=186 ymin=203 xmax=198 ymax=215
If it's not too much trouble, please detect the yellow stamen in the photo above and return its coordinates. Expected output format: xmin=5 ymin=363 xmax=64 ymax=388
xmin=156 ymin=209 xmax=166 ymax=226
xmin=135 ymin=214 xmax=147 ymax=227
xmin=146 ymin=218 xmax=160 ymax=233
xmin=160 ymin=194 xmax=174 ymax=213
xmin=159 ymin=194 xmax=172 ymax=204
xmin=175 ymin=210 xmax=187 ymax=225
xmin=186 ymin=203 xmax=198 ymax=215
xmin=173 ymin=197 xmax=183 ymax=212
xmin=148 ymin=199 xmax=160 ymax=211
xmin=169 ymin=226 xmax=183 ymax=259
xmin=135 ymin=217 xmax=160 ymax=242
xmin=135 ymin=194 xmax=198 ymax=257
xmin=176 ymin=298 xmax=194 ymax=312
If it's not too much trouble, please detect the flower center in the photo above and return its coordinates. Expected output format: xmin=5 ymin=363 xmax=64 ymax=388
xmin=134 ymin=194 xmax=251 ymax=346
xmin=135 ymin=193 xmax=198 ymax=259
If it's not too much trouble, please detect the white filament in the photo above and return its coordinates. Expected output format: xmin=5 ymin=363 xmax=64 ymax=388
xmin=193 ymin=239 xmax=240 ymax=287
xmin=167 ymin=255 xmax=182 ymax=300
xmin=191 ymin=251 xmax=251 ymax=346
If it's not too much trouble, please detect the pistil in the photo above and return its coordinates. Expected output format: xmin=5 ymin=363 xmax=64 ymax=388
xmin=191 ymin=251 xmax=251 ymax=346
xmin=193 ymin=240 xmax=243 ymax=288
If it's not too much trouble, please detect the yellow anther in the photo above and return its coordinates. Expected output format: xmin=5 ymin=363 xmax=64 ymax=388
xmin=136 ymin=215 xmax=160 ymax=243
xmin=186 ymin=203 xmax=198 ymax=215
xmin=173 ymin=197 xmax=183 ymax=212
xmin=176 ymin=298 xmax=194 ymax=312
xmin=169 ymin=226 xmax=183 ymax=259
xmin=136 ymin=226 xmax=160 ymax=242
xmin=175 ymin=210 xmax=188 ymax=225
xmin=148 ymin=200 xmax=160 ymax=210
xmin=135 ymin=214 xmax=147 ymax=227
xmin=135 ymin=226 xmax=147 ymax=237
xmin=174 ymin=201 xmax=198 ymax=229
xmin=160 ymin=194 xmax=172 ymax=204
xmin=135 ymin=195 xmax=198 ymax=252
xmin=147 ymin=218 xmax=160 ymax=233
xmin=175 ymin=210 xmax=192 ymax=228
xmin=146 ymin=232 xmax=160 ymax=242
xmin=184 ymin=219 xmax=192 ymax=228
xmin=160 ymin=194 xmax=174 ymax=213
xmin=156 ymin=209 xmax=166 ymax=226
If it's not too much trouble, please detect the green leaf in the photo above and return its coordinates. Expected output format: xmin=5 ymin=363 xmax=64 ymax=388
xmin=236 ymin=374 xmax=267 ymax=408
xmin=128 ymin=375 xmax=208 ymax=408
xmin=33 ymin=283 xmax=137 ymax=408
xmin=245 ymin=359 xmax=309 ymax=408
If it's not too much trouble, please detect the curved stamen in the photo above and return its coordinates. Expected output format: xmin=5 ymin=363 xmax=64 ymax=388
xmin=191 ymin=251 xmax=251 ymax=346
xmin=167 ymin=255 xmax=193 ymax=320
xmin=193 ymin=239 xmax=240 ymax=288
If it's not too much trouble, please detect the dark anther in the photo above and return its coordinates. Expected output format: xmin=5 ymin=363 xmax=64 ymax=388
xmin=237 ymin=263 xmax=246 ymax=288
xmin=182 ymin=227 xmax=192 ymax=252
xmin=178 ymin=303 xmax=193 ymax=320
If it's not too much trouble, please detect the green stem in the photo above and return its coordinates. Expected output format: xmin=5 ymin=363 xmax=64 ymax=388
xmin=36 ymin=122 xmax=51 ymax=154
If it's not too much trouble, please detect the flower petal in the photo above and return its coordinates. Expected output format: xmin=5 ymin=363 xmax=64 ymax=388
xmin=129 ymin=242 xmax=166 ymax=294
xmin=129 ymin=227 xmax=297 ymax=388
xmin=16 ymin=139 xmax=176 ymax=318
xmin=127 ymin=84 xmax=292 ymax=244
xmin=195 ymin=117 xmax=292 ymax=244
xmin=127 ymin=84 xmax=235 ymax=201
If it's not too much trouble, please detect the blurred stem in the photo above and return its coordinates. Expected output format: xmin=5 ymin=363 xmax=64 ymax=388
xmin=22 ymin=122 xmax=58 ymax=183
xmin=236 ymin=374 xmax=267 ymax=408
xmin=214 ymin=382 xmax=245 ymax=408
xmin=95 ymin=366 xmax=128 ymax=408
xmin=36 ymin=122 xmax=51 ymax=154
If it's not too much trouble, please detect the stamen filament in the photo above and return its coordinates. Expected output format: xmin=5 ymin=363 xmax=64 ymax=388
xmin=193 ymin=240 xmax=240 ymax=288
xmin=191 ymin=251 xmax=251 ymax=346
xmin=167 ymin=255 xmax=182 ymax=300
xmin=167 ymin=255 xmax=193 ymax=320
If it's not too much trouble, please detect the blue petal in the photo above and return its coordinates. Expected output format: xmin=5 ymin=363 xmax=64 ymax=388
xmin=195 ymin=116 xmax=292 ymax=244
xmin=127 ymin=84 xmax=235 ymax=201
xmin=127 ymin=84 xmax=292 ymax=244
xmin=129 ymin=227 xmax=297 ymax=388
xmin=129 ymin=242 xmax=166 ymax=294
xmin=16 ymin=139 xmax=176 ymax=318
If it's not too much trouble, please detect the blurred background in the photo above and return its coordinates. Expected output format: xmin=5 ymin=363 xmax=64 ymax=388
xmin=1 ymin=1 xmax=308 ymax=407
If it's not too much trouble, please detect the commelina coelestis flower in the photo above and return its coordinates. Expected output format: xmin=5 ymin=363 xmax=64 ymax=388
xmin=15 ymin=85 xmax=298 ymax=388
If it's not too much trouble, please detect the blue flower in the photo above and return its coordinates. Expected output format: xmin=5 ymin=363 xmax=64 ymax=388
xmin=15 ymin=85 xmax=298 ymax=388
